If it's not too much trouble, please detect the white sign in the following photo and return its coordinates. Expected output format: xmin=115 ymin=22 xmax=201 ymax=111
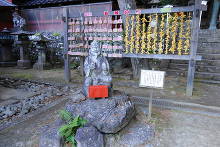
xmin=201 ymin=1 xmax=208 ymax=5
xmin=139 ymin=70 xmax=165 ymax=89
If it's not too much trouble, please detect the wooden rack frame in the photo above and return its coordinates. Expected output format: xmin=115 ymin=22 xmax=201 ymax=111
xmin=63 ymin=0 xmax=207 ymax=96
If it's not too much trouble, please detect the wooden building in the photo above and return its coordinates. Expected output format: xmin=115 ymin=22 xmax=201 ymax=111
xmin=12 ymin=0 xmax=115 ymax=33
xmin=0 ymin=0 xmax=15 ymax=31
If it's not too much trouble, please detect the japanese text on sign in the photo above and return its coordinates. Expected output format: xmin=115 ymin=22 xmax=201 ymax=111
xmin=139 ymin=70 xmax=165 ymax=89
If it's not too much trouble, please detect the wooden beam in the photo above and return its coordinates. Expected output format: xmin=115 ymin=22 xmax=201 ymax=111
xmin=186 ymin=0 xmax=202 ymax=96
xmin=68 ymin=51 xmax=202 ymax=61
xmin=63 ymin=8 xmax=71 ymax=82
xmin=123 ymin=54 xmax=202 ymax=61
xmin=108 ymin=5 xmax=207 ymax=15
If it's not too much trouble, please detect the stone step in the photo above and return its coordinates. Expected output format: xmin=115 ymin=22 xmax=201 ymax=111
xmin=197 ymin=79 xmax=220 ymax=84
xmin=197 ymin=59 xmax=220 ymax=66
xmin=169 ymin=63 xmax=220 ymax=73
xmin=168 ymin=63 xmax=188 ymax=70
xmin=198 ymin=49 xmax=220 ymax=54
xmin=171 ymin=59 xmax=220 ymax=66
xmin=167 ymin=70 xmax=220 ymax=81
xmin=166 ymin=29 xmax=220 ymax=83
xmin=198 ymin=53 xmax=220 ymax=60
xmin=170 ymin=60 xmax=188 ymax=64
xmin=199 ymin=29 xmax=220 ymax=37
xmin=198 ymin=43 xmax=220 ymax=52
xmin=199 ymin=37 xmax=220 ymax=43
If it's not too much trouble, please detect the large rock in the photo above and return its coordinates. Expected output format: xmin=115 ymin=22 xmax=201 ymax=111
xmin=65 ymin=95 xmax=135 ymax=133
xmin=75 ymin=126 xmax=104 ymax=147
xmin=39 ymin=119 xmax=64 ymax=147
xmin=67 ymin=90 xmax=86 ymax=103
xmin=120 ymin=123 xmax=155 ymax=146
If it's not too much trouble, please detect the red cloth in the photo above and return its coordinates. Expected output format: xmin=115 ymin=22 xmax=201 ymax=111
xmin=89 ymin=85 xmax=108 ymax=98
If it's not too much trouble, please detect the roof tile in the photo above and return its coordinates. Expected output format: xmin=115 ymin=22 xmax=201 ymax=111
xmin=25 ymin=0 xmax=81 ymax=6
xmin=0 ymin=0 xmax=16 ymax=6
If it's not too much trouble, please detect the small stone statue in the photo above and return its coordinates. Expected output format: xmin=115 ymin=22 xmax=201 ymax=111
xmin=12 ymin=11 xmax=26 ymax=30
xmin=82 ymin=40 xmax=112 ymax=97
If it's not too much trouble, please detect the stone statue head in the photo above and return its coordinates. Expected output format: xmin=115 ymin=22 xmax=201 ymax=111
xmin=89 ymin=40 xmax=102 ymax=57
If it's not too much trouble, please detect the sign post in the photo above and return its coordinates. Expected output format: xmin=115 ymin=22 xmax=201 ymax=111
xmin=139 ymin=70 xmax=165 ymax=119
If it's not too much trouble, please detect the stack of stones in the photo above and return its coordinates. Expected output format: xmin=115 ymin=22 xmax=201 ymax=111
xmin=39 ymin=91 xmax=136 ymax=147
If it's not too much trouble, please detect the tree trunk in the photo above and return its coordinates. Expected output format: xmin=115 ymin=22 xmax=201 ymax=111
xmin=117 ymin=0 xmax=137 ymax=9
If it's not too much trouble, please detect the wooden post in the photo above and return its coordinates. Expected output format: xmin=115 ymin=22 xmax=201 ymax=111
xmin=148 ymin=88 xmax=153 ymax=120
xmin=79 ymin=15 xmax=85 ymax=77
xmin=63 ymin=8 xmax=71 ymax=82
xmin=80 ymin=57 xmax=84 ymax=76
xmin=186 ymin=0 xmax=202 ymax=96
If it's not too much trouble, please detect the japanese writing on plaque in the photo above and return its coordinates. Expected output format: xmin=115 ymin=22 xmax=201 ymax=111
xmin=139 ymin=70 xmax=165 ymax=89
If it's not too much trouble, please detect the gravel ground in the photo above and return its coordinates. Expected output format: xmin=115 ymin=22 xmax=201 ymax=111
xmin=152 ymin=110 xmax=220 ymax=147
xmin=0 ymin=99 xmax=67 ymax=147
xmin=0 ymin=102 xmax=219 ymax=147
xmin=1 ymin=67 xmax=220 ymax=107
xmin=0 ymin=67 xmax=220 ymax=147
xmin=104 ymin=105 xmax=220 ymax=147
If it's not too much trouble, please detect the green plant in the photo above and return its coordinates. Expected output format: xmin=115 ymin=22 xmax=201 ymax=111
xmin=59 ymin=110 xmax=87 ymax=147
xmin=34 ymin=32 xmax=41 ymax=36
xmin=11 ymin=73 xmax=33 ymax=79
xmin=52 ymin=32 xmax=61 ymax=37
xmin=70 ymin=62 xmax=80 ymax=69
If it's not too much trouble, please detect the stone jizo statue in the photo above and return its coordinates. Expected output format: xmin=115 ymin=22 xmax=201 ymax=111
xmin=12 ymin=11 xmax=26 ymax=30
xmin=82 ymin=40 xmax=112 ymax=97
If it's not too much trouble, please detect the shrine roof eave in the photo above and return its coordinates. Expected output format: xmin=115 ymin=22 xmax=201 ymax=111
xmin=0 ymin=0 xmax=16 ymax=6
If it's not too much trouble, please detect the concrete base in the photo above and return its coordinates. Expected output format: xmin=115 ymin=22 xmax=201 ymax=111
xmin=0 ymin=61 xmax=17 ymax=67
xmin=17 ymin=60 xmax=31 ymax=69
xmin=33 ymin=62 xmax=51 ymax=70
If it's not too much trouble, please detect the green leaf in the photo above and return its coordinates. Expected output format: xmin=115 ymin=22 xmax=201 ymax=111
xmin=70 ymin=136 xmax=77 ymax=147
xmin=59 ymin=125 xmax=69 ymax=136
xmin=79 ymin=117 xmax=87 ymax=126
xmin=66 ymin=135 xmax=72 ymax=142
xmin=58 ymin=114 xmax=88 ymax=147
xmin=59 ymin=110 xmax=73 ymax=122
xmin=64 ymin=128 xmax=73 ymax=138
xmin=34 ymin=32 xmax=41 ymax=36
xmin=52 ymin=32 xmax=60 ymax=37
xmin=160 ymin=7 xmax=172 ymax=13
xmin=59 ymin=125 xmax=69 ymax=133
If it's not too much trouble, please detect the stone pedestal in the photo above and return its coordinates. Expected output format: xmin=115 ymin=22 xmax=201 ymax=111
xmin=33 ymin=62 xmax=51 ymax=70
xmin=17 ymin=59 xmax=31 ymax=69
xmin=66 ymin=93 xmax=135 ymax=133
xmin=16 ymin=41 xmax=31 ymax=69
xmin=0 ymin=62 xmax=17 ymax=67
xmin=33 ymin=49 xmax=51 ymax=70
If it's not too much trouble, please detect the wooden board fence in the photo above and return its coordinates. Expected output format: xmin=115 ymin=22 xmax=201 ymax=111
xmin=63 ymin=0 xmax=207 ymax=96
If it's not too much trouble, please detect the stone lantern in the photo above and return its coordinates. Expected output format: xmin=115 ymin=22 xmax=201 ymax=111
xmin=0 ymin=28 xmax=16 ymax=67
xmin=11 ymin=30 xmax=34 ymax=69
xmin=31 ymin=34 xmax=51 ymax=70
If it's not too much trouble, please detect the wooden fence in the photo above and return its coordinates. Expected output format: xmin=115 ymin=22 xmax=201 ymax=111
xmin=63 ymin=0 xmax=207 ymax=96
